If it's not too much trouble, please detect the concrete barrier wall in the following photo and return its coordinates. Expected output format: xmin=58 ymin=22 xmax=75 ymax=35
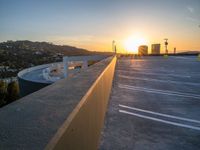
xmin=46 ymin=56 xmax=116 ymax=150
xmin=0 ymin=56 xmax=116 ymax=150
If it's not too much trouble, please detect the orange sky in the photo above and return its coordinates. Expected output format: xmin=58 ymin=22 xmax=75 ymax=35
xmin=1 ymin=0 xmax=200 ymax=53
xmin=54 ymin=30 xmax=200 ymax=54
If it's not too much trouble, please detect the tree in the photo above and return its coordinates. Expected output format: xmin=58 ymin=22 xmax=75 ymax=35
xmin=6 ymin=81 xmax=19 ymax=103
xmin=0 ymin=80 xmax=7 ymax=107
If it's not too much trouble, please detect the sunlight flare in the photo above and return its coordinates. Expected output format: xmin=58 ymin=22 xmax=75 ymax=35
xmin=124 ymin=34 xmax=148 ymax=54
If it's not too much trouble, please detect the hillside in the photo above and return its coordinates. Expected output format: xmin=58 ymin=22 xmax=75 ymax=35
xmin=0 ymin=40 xmax=111 ymax=78
xmin=177 ymin=50 xmax=200 ymax=55
xmin=0 ymin=40 xmax=91 ymax=56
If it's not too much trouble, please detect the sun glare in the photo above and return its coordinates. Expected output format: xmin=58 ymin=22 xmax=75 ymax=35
xmin=124 ymin=35 xmax=148 ymax=54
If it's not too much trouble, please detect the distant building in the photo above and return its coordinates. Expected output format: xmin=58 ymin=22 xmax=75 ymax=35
xmin=138 ymin=45 xmax=148 ymax=55
xmin=151 ymin=44 xmax=160 ymax=54
xmin=174 ymin=47 xmax=176 ymax=54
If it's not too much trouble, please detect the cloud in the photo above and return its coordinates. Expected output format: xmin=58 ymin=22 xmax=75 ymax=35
xmin=187 ymin=6 xmax=194 ymax=13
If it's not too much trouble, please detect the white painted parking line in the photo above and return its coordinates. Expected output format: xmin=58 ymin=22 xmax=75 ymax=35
xmin=119 ymin=104 xmax=200 ymax=124
xmin=171 ymin=56 xmax=196 ymax=60
xmin=117 ymin=69 xmax=191 ymax=78
xmin=117 ymin=67 xmax=176 ymax=73
xmin=119 ymin=109 xmax=200 ymax=131
xmin=118 ymin=75 xmax=200 ymax=86
xmin=118 ymin=84 xmax=200 ymax=99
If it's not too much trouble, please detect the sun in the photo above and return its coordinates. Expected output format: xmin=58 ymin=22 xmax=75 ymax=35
xmin=124 ymin=35 xmax=148 ymax=54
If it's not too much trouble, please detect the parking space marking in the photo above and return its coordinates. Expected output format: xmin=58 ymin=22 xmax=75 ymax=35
xmin=117 ymin=67 xmax=176 ymax=73
xmin=117 ymin=69 xmax=191 ymax=78
xmin=119 ymin=109 xmax=200 ymax=131
xmin=118 ymin=75 xmax=200 ymax=86
xmin=171 ymin=56 xmax=196 ymax=60
xmin=118 ymin=84 xmax=200 ymax=99
xmin=119 ymin=104 xmax=200 ymax=124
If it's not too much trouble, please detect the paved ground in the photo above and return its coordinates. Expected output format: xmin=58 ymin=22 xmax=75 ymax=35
xmin=100 ymin=56 xmax=200 ymax=150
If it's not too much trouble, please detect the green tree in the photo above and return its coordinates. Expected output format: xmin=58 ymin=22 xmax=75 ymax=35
xmin=6 ymin=81 xmax=19 ymax=103
xmin=0 ymin=80 xmax=7 ymax=107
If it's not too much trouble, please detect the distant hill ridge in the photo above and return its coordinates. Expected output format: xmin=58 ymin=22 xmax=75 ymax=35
xmin=0 ymin=40 xmax=112 ymax=75
xmin=177 ymin=50 xmax=200 ymax=55
xmin=0 ymin=40 xmax=91 ymax=56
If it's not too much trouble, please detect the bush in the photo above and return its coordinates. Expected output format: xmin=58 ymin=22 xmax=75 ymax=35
xmin=6 ymin=81 xmax=19 ymax=103
xmin=0 ymin=80 xmax=7 ymax=107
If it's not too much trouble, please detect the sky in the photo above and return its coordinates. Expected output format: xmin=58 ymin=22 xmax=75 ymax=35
xmin=0 ymin=0 xmax=200 ymax=53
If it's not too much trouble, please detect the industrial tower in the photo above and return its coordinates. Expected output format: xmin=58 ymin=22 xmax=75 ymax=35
xmin=164 ymin=38 xmax=168 ymax=54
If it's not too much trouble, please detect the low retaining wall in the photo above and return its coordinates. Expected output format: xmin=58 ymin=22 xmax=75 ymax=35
xmin=46 ymin=56 xmax=116 ymax=150
xmin=0 ymin=56 xmax=116 ymax=150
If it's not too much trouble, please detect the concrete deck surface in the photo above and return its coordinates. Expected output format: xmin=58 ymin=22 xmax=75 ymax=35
xmin=100 ymin=56 xmax=200 ymax=150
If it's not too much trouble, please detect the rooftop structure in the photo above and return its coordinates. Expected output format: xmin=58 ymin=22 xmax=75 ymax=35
xmin=151 ymin=44 xmax=161 ymax=54
xmin=18 ymin=55 xmax=108 ymax=96
xmin=138 ymin=45 xmax=148 ymax=55
xmin=164 ymin=38 xmax=169 ymax=54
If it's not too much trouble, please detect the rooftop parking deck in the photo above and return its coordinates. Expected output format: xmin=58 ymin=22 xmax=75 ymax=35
xmin=1 ymin=55 xmax=200 ymax=150
xmin=100 ymin=56 xmax=200 ymax=150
